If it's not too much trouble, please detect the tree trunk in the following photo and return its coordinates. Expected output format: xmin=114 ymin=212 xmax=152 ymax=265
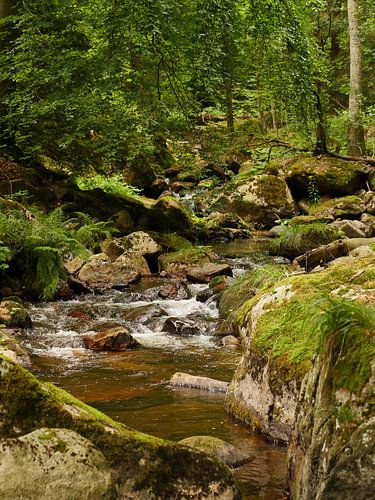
xmin=347 ymin=0 xmax=365 ymax=156
xmin=314 ymin=84 xmax=328 ymax=154
xmin=225 ymin=80 xmax=234 ymax=135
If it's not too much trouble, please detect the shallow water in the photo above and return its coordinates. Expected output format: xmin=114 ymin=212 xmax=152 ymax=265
xmin=26 ymin=244 xmax=288 ymax=499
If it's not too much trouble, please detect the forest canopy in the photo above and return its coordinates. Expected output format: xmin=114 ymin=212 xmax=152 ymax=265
xmin=0 ymin=0 xmax=374 ymax=171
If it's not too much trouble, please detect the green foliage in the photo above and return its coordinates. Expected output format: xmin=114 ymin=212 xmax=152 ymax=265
xmin=311 ymin=295 xmax=375 ymax=393
xmin=75 ymin=174 xmax=142 ymax=199
xmin=0 ymin=199 xmax=114 ymax=299
xmin=307 ymin=175 xmax=321 ymax=203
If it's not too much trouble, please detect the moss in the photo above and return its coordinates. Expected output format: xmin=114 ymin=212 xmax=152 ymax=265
xmin=309 ymin=195 xmax=364 ymax=216
xmin=270 ymin=223 xmax=341 ymax=259
xmin=158 ymin=246 xmax=213 ymax=271
xmin=147 ymin=231 xmax=193 ymax=252
xmin=233 ymin=256 xmax=375 ymax=390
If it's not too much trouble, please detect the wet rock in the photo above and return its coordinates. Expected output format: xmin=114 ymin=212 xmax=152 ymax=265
xmin=0 ymin=300 xmax=32 ymax=329
xmin=170 ymin=372 xmax=229 ymax=393
xmin=196 ymin=288 xmax=215 ymax=303
xmin=187 ymin=263 xmax=233 ymax=284
xmin=54 ymin=280 xmax=71 ymax=301
xmin=170 ymin=181 xmax=195 ymax=193
xmin=120 ymin=304 xmax=166 ymax=323
xmin=83 ymin=325 xmax=140 ymax=351
xmin=147 ymin=178 xmax=170 ymax=198
xmin=67 ymin=276 xmax=90 ymax=295
xmin=78 ymin=253 xmax=144 ymax=290
xmin=163 ymin=318 xmax=202 ymax=336
xmin=0 ymin=428 xmax=114 ymax=500
xmin=0 ymin=328 xmax=30 ymax=365
xmin=0 ymin=356 xmax=239 ymax=499
xmin=179 ymin=436 xmax=251 ymax=467
xmin=158 ymin=281 xmax=192 ymax=300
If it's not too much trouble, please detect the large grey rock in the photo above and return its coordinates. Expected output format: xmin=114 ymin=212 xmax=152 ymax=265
xmin=0 ymin=428 xmax=114 ymax=500
xmin=187 ymin=263 xmax=233 ymax=284
xmin=101 ymin=231 xmax=162 ymax=261
xmin=78 ymin=252 xmax=146 ymax=289
xmin=331 ymin=219 xmax=367 ymax=238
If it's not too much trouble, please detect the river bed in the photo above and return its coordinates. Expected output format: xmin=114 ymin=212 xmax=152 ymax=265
xmin=25 ymin=241 xmax=288 ymax=499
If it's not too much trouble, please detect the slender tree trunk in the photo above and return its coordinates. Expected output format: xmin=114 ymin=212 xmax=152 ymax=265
xmin=271 ymin=100 xmax=278 ymax=137
xmin=225 ymin=80 xmax=234 ymax=135
xmin=347 ymin=0 xmax=365 ymax=156
xmin=315 ymin=83 xmax=328 ymax=154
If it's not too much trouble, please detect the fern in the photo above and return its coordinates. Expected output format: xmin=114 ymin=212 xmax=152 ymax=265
xmin=34 ymin=246 xmax=61 ymax=301
xmin=0 ymin=244 xmax=12 ymax=270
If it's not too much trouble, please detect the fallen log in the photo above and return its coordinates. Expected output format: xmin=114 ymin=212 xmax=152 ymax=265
xmin=294 ymin=238 xmax=375 ymax=270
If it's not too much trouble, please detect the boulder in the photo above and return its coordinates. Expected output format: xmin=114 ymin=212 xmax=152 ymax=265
xmin=0 ymin=300 xmax=32 ymax=329
xmin=196 ymin=174 xmax=297 ymax=228
xmin=170 ymin=372 xmax=229 ymax=393
xmin=187 ymin=263 xmax=233 ymax=284
xmin=101 ymin=231 xmax=162 ymax=261
xmin=309 ymin=195 xmax=366 ymax=218
xmin=83 ymin=324 xmax=140 ymax=351
xmin=120 ymin=304 xmax=166 ymax=323
xmin=112 ymin=209 xmax=135 ymax=234
xmin=224 ymin=255 xmax=375 ymax=442
xmin=365 ymin=191 xmax=375 ymax=215
xmin=158 ymin=248 xmax=213 ymax=275
xmin=0 ymin=428 xmax=114 ymax=500
xmin=266 ymin=156 xmax=369 ymax=198
xmin=0 ymin=356 xmax=240 ymax=499
xmin=78 ymin=253 xmax=146 ymax=290
xmin=63 ymin=256 xmax=86 ymax=275
xmin=140 ymin=195 xmax=195 ymax=237
xmin=220 ymin=336 xmax=240 ymax=349
xmin=179 ymin=436 xmax=251 ymax=468
xmin=269 ymin=223 xmax=341 ymax=260
xmin=331 ymin=219 xmax=367 ymax=238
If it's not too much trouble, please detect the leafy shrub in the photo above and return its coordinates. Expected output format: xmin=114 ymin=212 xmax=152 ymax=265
xmin=75 ymin=174 xmax=142 ymax=198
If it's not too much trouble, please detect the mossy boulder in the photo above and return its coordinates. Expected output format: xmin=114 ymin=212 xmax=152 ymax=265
xmin=0 ymin=300 xmax=32 ymax=329
xmin=196 ymin=174 xmax=297 ymax=229
xmin=147 ymin=231 xmax=193 ymax=252
xmin=308 ymin=195 xmax=366 ymax=218
xmin=101 ymin=231 xmax=162 ymax=261
xmin=266 ymin=156 xmax=369 ymax=198
xmin=158 ymin=247 xmax=214 ymax=274
xmin=0 ymin=428 xmax=114 ymax=500
xmin=224 ymin=255 xmax=375 ymax=442
xmin=140 ymin=195 xmax=196 ymax=237
xmin=0 ymin=356 xmax=240 ymax=499
xmin=269 ymin=223 xmax=342 ymax=260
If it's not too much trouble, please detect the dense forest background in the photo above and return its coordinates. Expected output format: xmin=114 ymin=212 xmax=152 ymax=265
xmin=0 ymin=0 xmax=374 ymax=173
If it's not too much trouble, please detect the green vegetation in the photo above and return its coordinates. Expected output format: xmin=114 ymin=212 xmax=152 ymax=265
xmin=0 ymin=200 xmax=114 ymax=299
xmin=75 ymin=175 xmax=142 ymax=199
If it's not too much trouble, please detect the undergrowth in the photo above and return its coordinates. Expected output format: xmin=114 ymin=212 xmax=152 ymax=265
xmin=75 ymin=174 xmax=142 ymax=199
xmin=0 ymin=199 xmax=115 ymax=300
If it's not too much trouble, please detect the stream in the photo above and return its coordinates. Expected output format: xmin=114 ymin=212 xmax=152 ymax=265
xmin=24 ymin=240 xmax=288 ymax=499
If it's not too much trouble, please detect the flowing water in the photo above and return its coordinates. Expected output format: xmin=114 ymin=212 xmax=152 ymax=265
xmin=25 ymin=240 xmax=288 ymax=499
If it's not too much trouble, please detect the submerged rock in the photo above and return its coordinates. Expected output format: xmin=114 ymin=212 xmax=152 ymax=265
xmin=170 ymin=372 xmax=229 ymax=393
xmin=0 ymin=356 xmax=240 ymax=499
xmin=0 ymin=428 xmax=114 ymax=500
xmin=179 ymin=436 xmax=251 ymax=468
